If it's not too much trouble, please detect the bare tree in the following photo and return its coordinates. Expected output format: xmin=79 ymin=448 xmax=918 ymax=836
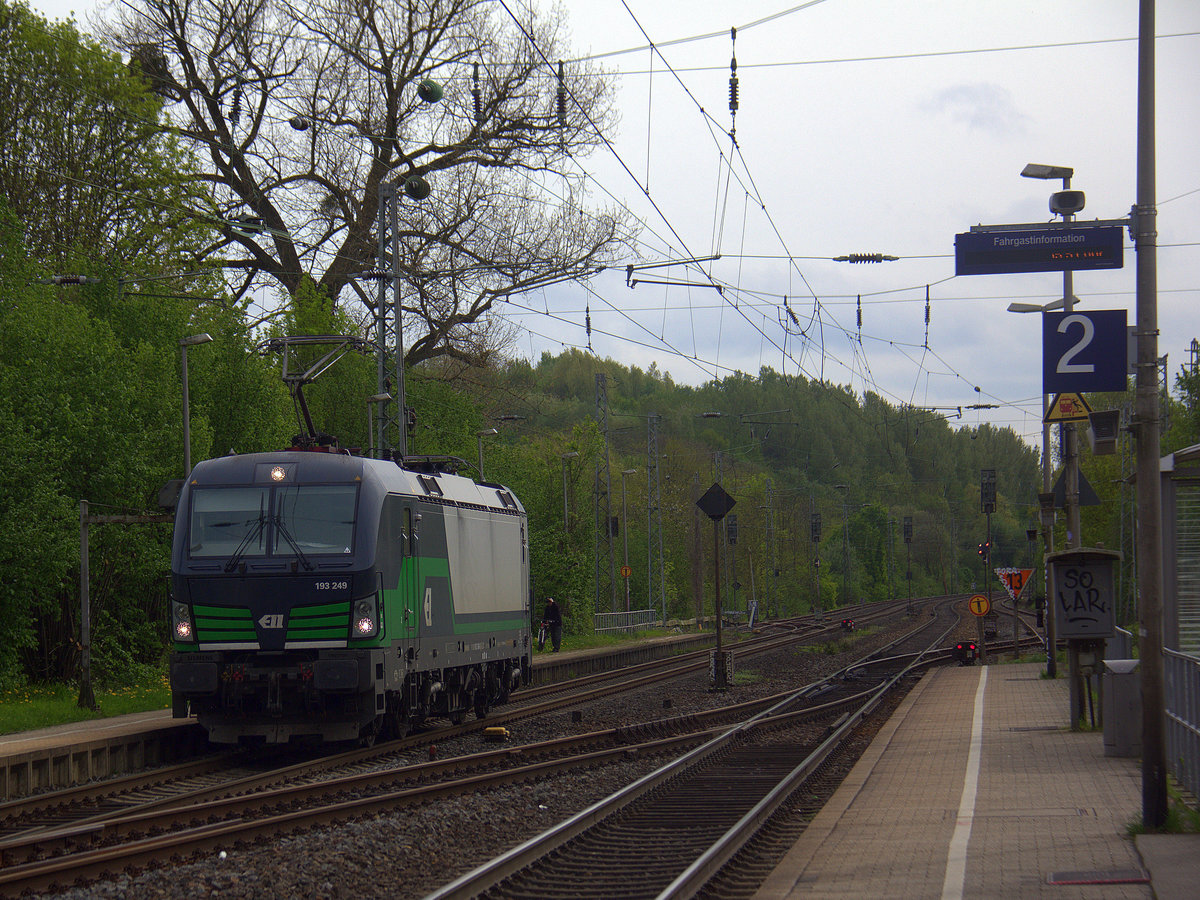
xmin=106 ymin=0 xmax=628 ymax=364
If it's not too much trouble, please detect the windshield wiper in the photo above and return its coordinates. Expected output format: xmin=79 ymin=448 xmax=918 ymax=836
xmin=224 ymin=497 xmax=267 ymax=573
xmin=272 ymin=516 xmax=315 ymax=571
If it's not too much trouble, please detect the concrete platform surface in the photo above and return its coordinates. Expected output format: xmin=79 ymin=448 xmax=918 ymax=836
xmin=753 ymin=662 xmax=1198 ymax=899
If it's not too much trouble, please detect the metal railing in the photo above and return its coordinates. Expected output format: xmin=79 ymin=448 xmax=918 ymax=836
xmin=593 ymin=608 xmax=659 ymax=633
xmin=1165 ymin=648 xmax=1200 ymax=799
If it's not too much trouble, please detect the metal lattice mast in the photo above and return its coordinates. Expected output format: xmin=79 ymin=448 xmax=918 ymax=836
xmin=372 ymin=183 xmax=408 ymax=457
xmin=594 ymin=374 xmax=616 ymax=612
xmin=647 ymin=414 xmax=666 ymax=622
xmin=765 ymin=480 xmax=775 ymax=619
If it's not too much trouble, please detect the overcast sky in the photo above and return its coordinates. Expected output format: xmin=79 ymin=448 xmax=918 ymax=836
xmin=31 ymin=0 xmax=1200 ymax=448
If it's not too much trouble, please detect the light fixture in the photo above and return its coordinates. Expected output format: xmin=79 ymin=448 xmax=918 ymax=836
xmin=1007 ymin=298 xmax=1070 ymax=313
xmin=1021 ymin=163 xmax=1074 ymax=181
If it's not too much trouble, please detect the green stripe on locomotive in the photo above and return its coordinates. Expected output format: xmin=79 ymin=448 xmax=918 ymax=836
xmin=193 ymin=604 xmax=256 ymax=643
xmin=287 ymin=601 xmax=352 ymax=641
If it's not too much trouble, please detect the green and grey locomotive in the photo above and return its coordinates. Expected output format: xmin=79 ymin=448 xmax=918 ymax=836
xmin=168 ymin=449 xmax=532 ymax=744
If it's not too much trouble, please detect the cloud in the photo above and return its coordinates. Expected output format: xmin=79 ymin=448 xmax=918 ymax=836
xmin=921 ymin=83 xmax=1029 ymax=136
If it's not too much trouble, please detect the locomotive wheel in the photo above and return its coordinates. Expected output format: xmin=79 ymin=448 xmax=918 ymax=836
xmin=474 ymin=689 xmax=489 ymax=720
xmin=448 ymin=689 xmax=467 ymax=725
xmin=359 ymin=717 xmax=381 ymax=747
xmin=384 ymin=693 xmax=410 ymax=740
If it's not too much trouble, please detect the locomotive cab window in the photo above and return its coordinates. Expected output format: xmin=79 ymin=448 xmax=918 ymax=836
xmin=188 ymin=487 xmax=270 ymax=557
xmin=275 ymin=485 xmax=357 ymax=554
xmin=187 ymin=484 xmax=358 ymax=559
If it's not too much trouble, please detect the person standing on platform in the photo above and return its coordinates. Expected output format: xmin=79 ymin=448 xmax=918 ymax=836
xmin=542 ymin=597 xmax=563 ymax=652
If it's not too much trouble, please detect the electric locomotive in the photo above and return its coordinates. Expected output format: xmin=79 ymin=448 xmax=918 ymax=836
xmin=169 ymin=449 xmax=532 ymax=744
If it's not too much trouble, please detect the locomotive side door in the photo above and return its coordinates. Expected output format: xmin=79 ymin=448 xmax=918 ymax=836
xmin=402 ymin=505 xmax=421 ymax=657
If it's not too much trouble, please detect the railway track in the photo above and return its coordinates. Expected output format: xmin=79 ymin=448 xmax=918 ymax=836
xmin=426 ymin=599 xmax=962 ymax=899
xmin=0 ymin=602 xmax=909 ymax=839
xmin=0 ymin=603 xmax=929 ymax=896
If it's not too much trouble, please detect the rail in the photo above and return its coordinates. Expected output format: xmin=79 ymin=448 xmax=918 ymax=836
xmin=593 ymin=608 xmax=659 ymax=632
xmin=1164 ymin=648 xmax=1200 ymax=800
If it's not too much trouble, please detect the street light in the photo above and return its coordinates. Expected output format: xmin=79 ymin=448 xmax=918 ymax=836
xmin=1006 ymin=297 xmax=1068 ymax=314
xmin=476 ymin=428 xmax=498 ymax=481
xmin=561 ymin=451 xmax=579 ymax=532
xmin=1019 ymin=161 xmax=1080 ymax=676
xmin=180 ymin=333 xmax=213 ymax=476
xmin=621 ymin=469 xmax=637 ymax=612
xmin=367 ymin=393 xmax=391 ymax=457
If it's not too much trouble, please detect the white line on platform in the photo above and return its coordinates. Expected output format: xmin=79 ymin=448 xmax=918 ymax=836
xmin=942 ymin=665 xmax=988 ymax=900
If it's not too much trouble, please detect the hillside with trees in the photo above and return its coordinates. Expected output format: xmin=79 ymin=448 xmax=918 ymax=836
xmin=424 ymin=349 xmax=1043 ymax=638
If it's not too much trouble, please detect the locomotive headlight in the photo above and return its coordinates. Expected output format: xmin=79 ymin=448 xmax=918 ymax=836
xmin=353 ymin=598 xmax=379 ymax=637
xmin=172 ymin=602 xmax=195 ymax=642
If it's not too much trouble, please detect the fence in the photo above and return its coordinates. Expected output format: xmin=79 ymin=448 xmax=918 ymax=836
xmin=594 ymin=608 xmax=659 ymax=633
xmin=1165 ymin=648 xmax=1200 ymax=800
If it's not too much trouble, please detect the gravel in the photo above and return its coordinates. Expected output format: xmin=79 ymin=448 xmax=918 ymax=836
xmin=43 ymin=614 xmax=949 ymax=900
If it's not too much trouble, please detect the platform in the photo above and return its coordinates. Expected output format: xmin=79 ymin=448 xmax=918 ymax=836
xmin=754 ymin=662 xmax=1200 ymax=899
xmin=0 ymin=710 xmax=206 ymax=800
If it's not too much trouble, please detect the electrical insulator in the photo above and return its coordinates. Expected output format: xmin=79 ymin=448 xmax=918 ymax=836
xmin=856 ymin=295 xmax=862 ymax=330
xmin=472 ymin=63 xmax=482 ymax=124
xmin=46 ymin=274 xmax=99 ymax=285
xmin=556 ymin=60 xmax=566 ymax=126
xmin=230 ymin=79 xmax=242 ymax=127
xmin=728 ymin=71 xmax=739 ymax=112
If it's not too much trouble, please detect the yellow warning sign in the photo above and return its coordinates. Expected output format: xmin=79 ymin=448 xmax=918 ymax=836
xmin=968 ymin=595 xmax=991 ymax=617
xmin=1044 ymin=392 xmax=1092 ymax=423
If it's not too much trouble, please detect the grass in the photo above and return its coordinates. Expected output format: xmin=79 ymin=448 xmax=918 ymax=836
xmin=2 ymin=626 xmax=717 ymax=735
xmin=534 ymin=624 xmax=725 ymax=654
xmin=1126 ymin=780 xmax=1200 ymax=835
xmin=0 ymin=676 xmax=172 ymax=736
xmin=795 ymin=626 xmax=876 ymax=656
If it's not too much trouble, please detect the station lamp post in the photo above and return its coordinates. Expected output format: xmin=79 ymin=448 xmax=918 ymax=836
xmin=180 ymin=333 xmax=213 ymax=476
xmin=1019 ymin=162 xmax=1083 ymax=553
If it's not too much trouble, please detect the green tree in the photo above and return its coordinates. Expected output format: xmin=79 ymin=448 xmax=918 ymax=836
xmin=0 ymin=0 xmax=210 ymax=272
xmin=0 ymin=200 xmax=293 ymax=687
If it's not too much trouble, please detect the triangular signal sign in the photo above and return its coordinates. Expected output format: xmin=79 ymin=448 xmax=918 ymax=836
xmin=994 ymin=567 xmax=1034 ymax=602
xmin=1045 ymin=392 xmax=1092 ymax=423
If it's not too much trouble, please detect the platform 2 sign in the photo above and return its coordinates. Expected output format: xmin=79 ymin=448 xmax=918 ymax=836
xmin=1047 ymin=550 xmax=1119 ymax=639
xmin=1043 ymin=310 xmax=1128 ymax=394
